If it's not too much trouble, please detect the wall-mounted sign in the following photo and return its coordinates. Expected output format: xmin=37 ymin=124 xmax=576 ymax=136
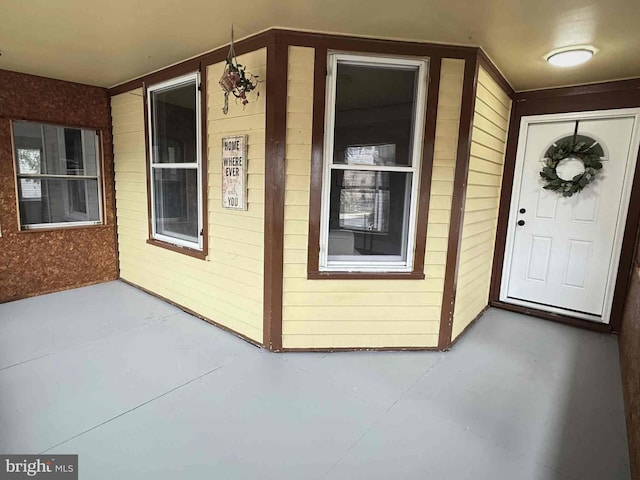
xmin=222 ymin=135 xmax=247 ymax=210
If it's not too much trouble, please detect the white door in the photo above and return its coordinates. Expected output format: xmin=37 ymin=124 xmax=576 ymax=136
xmin=501 ymin=109 xmax=640 ymax=323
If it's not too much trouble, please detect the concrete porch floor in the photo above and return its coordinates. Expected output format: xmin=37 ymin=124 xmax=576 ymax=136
xmin=0 ymin=281 xmax=630 ymax=479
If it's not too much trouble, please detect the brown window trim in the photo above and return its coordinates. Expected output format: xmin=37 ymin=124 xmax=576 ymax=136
xmin=145 ymin=238 xmax=207 ymax=260
xmin=142 ymin=64 xmax=209 ymax=260
xmin=306 ymin=49 xmax=442 ymax=280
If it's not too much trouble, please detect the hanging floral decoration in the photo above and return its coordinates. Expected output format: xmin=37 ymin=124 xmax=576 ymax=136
xmin=539 ymin=141 xmax=603 ymax=197
xmin=219 ymin=27 xmax=260 ymax=114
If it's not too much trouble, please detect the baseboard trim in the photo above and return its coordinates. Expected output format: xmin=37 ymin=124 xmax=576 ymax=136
xmin=280 ymin=346 xmax=441 ymax=353
xmin=490 ymin=300 xmax=613 ymax=333
xmin=119 ymin=278 xmax=265 ymax=350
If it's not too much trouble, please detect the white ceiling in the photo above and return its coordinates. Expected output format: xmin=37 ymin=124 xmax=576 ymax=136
xmin=1 ymin=0 xmax=638 ymax=91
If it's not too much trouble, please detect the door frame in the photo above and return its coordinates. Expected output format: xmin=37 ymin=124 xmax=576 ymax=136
xmin=499 ymin=108 xmax=640 ymax=324
xmin=490 ymin=80 xmax=640 ymax=333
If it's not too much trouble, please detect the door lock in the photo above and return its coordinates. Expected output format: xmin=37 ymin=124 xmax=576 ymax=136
xmin=517 ymin=220 xmax=525 ymax=226
xmin=519 ymin=208 xmax=526 ymax=214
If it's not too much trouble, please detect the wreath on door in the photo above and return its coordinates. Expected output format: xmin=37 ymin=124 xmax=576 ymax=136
xmin=539 ymin=140 xmax=603 ymax=197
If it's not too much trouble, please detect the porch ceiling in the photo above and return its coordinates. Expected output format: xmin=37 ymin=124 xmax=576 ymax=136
xmin=0 ymin=0 xmax=638 ymax=91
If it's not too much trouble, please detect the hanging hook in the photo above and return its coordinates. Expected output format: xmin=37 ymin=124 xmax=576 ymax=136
xmin=227 ymin=24 xmax=236 ymax=62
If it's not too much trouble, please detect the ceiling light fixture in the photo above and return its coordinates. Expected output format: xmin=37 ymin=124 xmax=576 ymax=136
xmin=545 ymin=47 xmax=596 ymax=67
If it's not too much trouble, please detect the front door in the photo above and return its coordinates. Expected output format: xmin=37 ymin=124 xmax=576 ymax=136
xmin=500 ymin=109 xmax=640 ymax=323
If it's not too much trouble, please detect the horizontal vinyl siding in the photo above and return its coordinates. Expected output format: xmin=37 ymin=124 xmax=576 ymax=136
xmin=451 ymin=67 xmax=512 ymax=339
xmin=111 ymin=48 xmax=267 ymax=342
xmin=281 ymin=50 xmax=464 ymax=348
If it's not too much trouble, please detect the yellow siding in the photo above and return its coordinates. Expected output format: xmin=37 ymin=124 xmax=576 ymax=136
xmin=281 ymin=49 xmax=465 ymax=348
xmin=451 ymin=67 xmax=512 ymax=339
xmin=112 ymin=48 xmax=267 ymax=342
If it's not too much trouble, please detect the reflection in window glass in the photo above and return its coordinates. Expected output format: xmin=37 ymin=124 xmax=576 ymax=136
xmin=17 ymin=148 xmax=41 ymax=174
xmin=338 ymin=171 xmax=390 ymax=233
xmin=344 ymin=144 xmax=397 ymax=166
xmin=20 ymin=179 xmax=41 ymax=199
xmin=17 ymin=148 xmax=42 ymax=199
xmin=329 ymin=170 xmax=408 ymax=257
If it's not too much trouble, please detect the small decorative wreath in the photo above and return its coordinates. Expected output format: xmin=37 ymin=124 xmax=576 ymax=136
xmin=540 ymin=141 xmax=603 ymax=197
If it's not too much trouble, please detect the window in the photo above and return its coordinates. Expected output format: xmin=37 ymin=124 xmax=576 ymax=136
xmin=147 ymin=72 xmax=203 ymax=251
xmin=319 ymin=53 xmax=428 ymax=272
xmin=12 ymin=121 xmax=102 ymax=229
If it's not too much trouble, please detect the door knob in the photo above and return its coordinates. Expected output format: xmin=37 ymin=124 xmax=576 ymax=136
xmin=517 ymin=220 xmax=525 ymax=226
xmin=519 ymin=208 xmax=526 ymax=214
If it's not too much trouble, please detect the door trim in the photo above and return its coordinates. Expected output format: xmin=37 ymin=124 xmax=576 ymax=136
xmin=499 ymin=108 xmax=640 ymax=324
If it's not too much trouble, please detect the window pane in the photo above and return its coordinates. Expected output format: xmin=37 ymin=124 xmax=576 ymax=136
xmin=333 ymin=62 xmax=418 ymax=166
xmin=17 ymin=178 xmax=100 ymax=226
xmin=153 ymin=168 xmax=199 ymax=243
xmin=150 ymin=81 xmax=197 ymax=164
xmin=12 ymin=121 xmax=102 ymax=228
xmin=13 ymin=122 xmax=98 ymax=176
xmin=328 ymin=170 xmax=411 ymax=258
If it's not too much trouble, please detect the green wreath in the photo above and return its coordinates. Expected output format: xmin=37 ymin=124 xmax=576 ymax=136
xmin=540 ymin=141 xmax=603 ymax=197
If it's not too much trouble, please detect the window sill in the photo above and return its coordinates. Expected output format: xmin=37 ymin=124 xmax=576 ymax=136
xmin=307 ymin=271 xmax=425 ymax=280
xmin=147 ymin=238 xmax=207 ymax=260
xmin=18 ymin=224 xmax=109 ymax=234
